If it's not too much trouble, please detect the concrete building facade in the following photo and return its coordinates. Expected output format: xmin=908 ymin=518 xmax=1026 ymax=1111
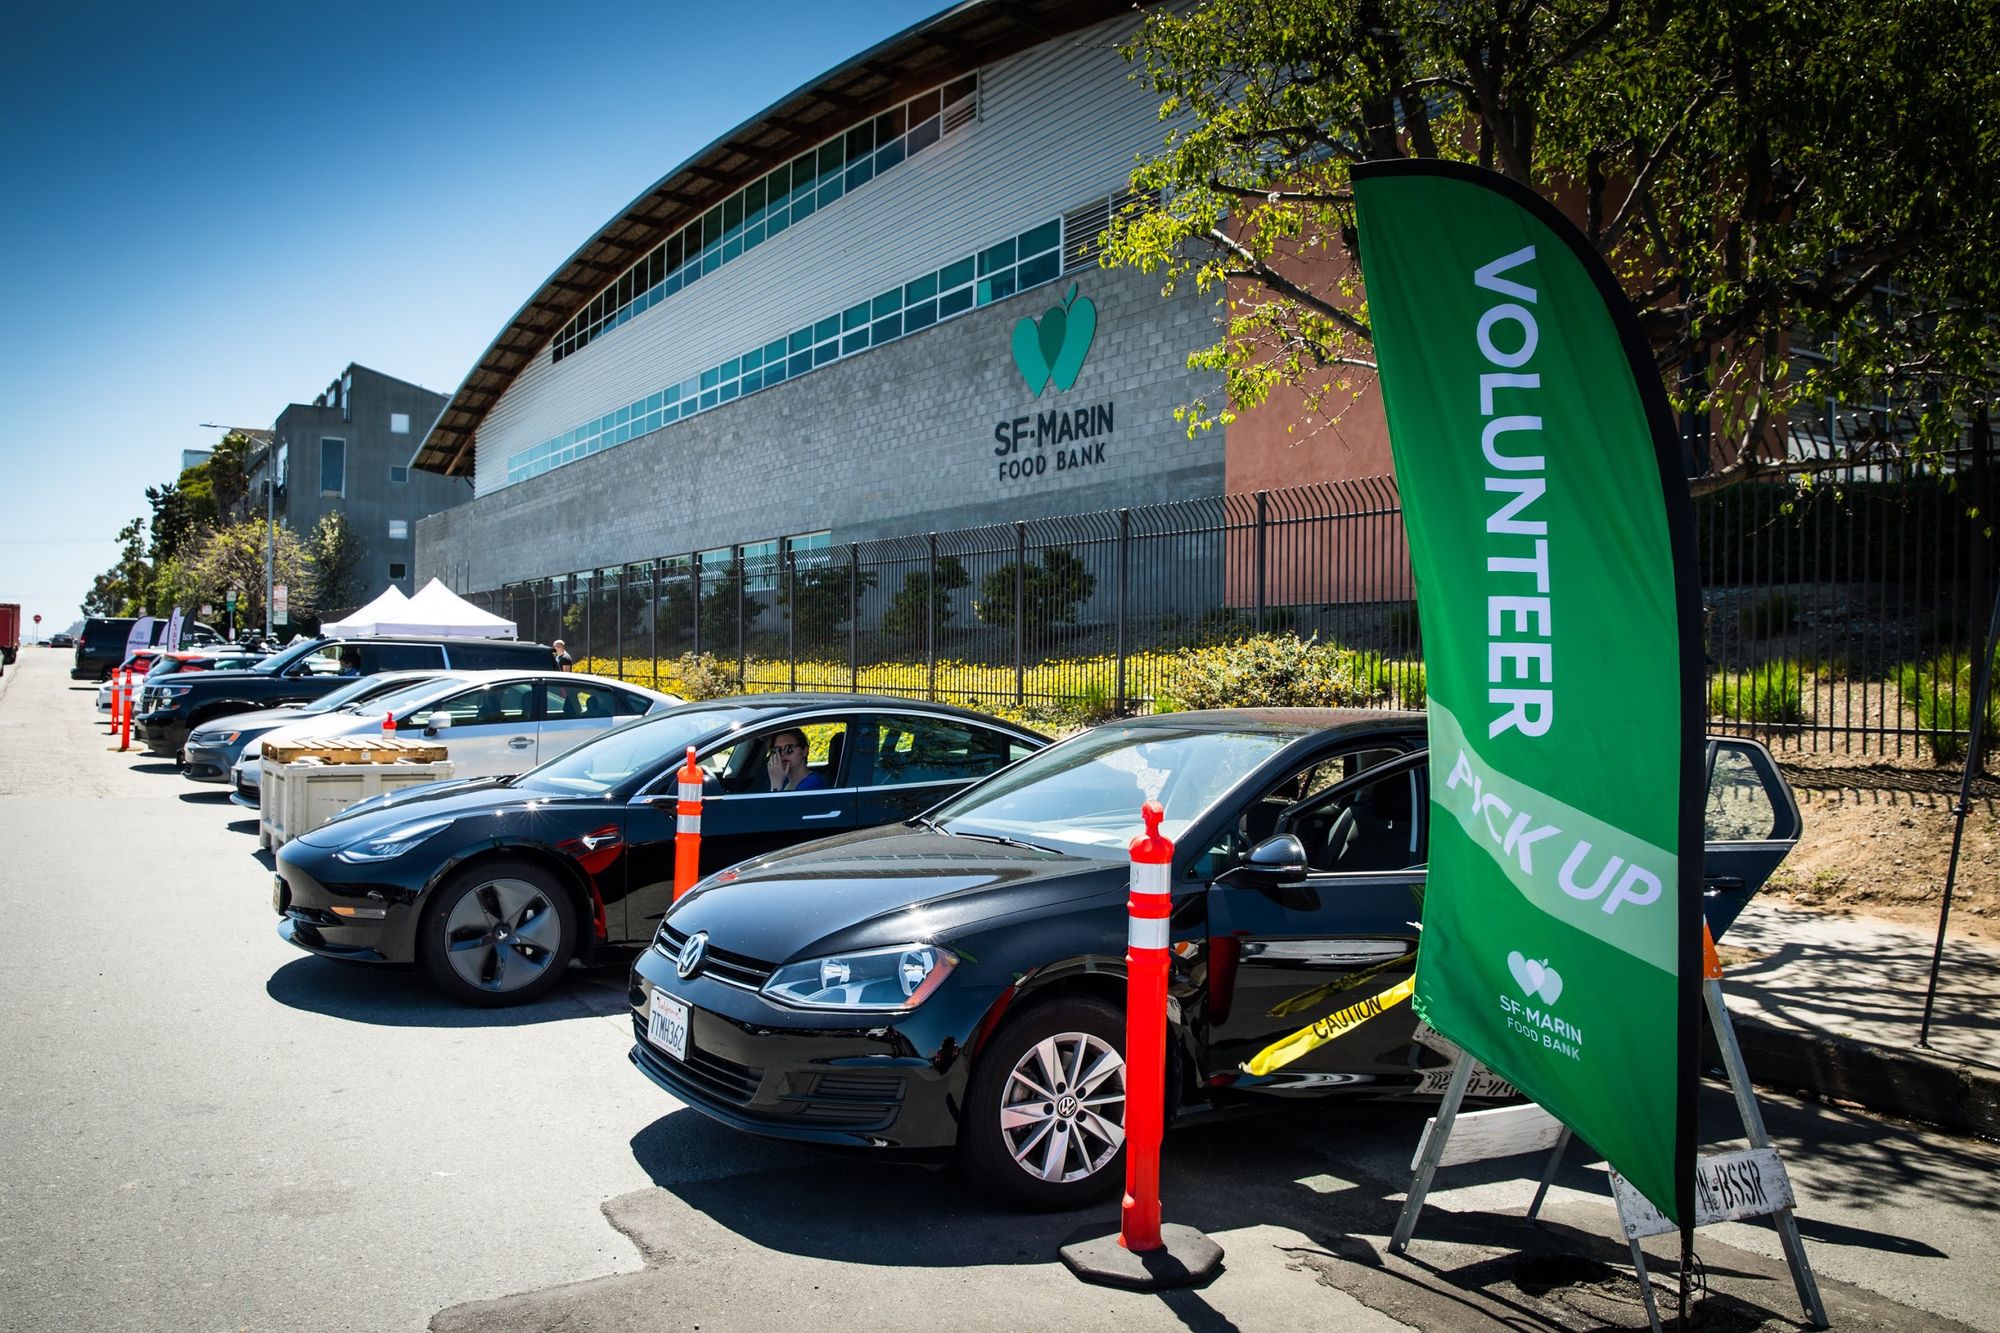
xmin=250 ymin=364 xmax=467 ymax=611
xmin=410 ymin=1 xmax=1379 ymax=601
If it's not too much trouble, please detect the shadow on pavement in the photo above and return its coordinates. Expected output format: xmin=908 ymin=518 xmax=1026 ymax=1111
xmin=264 ymin=956 xmax=630 ymax=1028
xmin=605 ymin=1081 xmax=1980 ymax=1329
xmin=227 ymin=817 xmax=261 ymax=835
xmin=128 ymin=761 xmax=180 ymax=775
xmin=179 ymin=790 xmax=231 ymax=804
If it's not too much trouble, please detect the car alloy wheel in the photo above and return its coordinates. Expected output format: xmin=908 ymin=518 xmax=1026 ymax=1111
xmin=1000 ymin=1031 xmax=1126 ymax=1184
xmin=421 ymin=858 xmax=576 ymax=1007
xmin=960 ymin=994 xmax=1130 ymax=1209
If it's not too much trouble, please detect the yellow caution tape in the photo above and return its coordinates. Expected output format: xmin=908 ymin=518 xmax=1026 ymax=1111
xmin=1241 ymin=975 xmax=1417 ymax=1077
xmin=1264 ymin=952 xmax=1407 ymax=1019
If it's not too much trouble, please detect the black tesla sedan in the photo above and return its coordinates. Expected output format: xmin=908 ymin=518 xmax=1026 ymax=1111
xmin=271 ymin=694 xmax=1047 ymax=1005
xmin=627 ymin=709 xmax=1802 ymax=1209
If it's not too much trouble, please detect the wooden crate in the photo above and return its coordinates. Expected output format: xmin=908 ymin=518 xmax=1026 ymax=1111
xmin=261 ymin=757 xmax=456 ymax=850
xmin=263 ymin=736 xmax=448 ymax=764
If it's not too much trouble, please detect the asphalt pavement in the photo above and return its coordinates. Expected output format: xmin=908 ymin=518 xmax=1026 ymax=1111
xmin=2 ymin=646 xmax=1997 ymax=1332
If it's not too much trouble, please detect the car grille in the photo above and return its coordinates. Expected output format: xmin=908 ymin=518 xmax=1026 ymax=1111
xmin=631 ymin=1016 xmax=764 ymax=1107
xmin=657 ymin=926 xmax=774 ymax=989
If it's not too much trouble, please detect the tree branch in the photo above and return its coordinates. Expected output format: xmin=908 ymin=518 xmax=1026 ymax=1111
xmin=1206 ymin=225 xmax=1373 ymax=340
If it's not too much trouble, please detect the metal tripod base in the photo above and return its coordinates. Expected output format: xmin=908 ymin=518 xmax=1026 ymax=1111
xmin=1060 ymin=1223 xmax=1223 ymax=1290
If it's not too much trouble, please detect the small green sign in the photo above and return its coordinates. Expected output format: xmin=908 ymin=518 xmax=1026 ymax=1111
xmin=1011 ymin=283 xmax=1096 ymax=397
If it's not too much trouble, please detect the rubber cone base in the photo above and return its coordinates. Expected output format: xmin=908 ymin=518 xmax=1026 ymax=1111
xmin=1059 ymin=1222 xmax=1223 ymax=1290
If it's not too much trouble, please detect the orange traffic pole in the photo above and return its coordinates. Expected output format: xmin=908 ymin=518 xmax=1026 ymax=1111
xmin=1058 ymin=800 xmax=1220 ymax=1289
xmin=118 ymin=675 xmax=132 ymax=752
xmin=1120 ymin=800 xmax=1172 ymax=1252
xmin=1702 ymin=920 xmax=1723 ymax=981
xmin=672 ymin=746 xmax=703 ymax=900
xmin=110 ymin=669 xmax=124 ymax=730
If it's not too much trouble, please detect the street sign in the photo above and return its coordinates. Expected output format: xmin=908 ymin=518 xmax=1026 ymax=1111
xmin=272 ymin=584 xmax=287 ymax=615
xmin=226 ymin=588 xmax=240 ymax=611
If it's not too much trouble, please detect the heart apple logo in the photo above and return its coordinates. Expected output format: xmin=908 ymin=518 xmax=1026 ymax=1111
xmin=1011 ymin=283 xmax=1097 ymax=396
xmin=1506 ymin=950 xmax=1564 ymax=1005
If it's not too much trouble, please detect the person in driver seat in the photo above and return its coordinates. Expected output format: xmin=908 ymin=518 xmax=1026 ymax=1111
xmin=765 ymin=728 xmax=826 ymax=792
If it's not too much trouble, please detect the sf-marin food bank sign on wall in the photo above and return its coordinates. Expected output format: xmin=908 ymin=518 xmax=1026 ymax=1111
xmin=990 ymin=282 xmax=1117 ymax=484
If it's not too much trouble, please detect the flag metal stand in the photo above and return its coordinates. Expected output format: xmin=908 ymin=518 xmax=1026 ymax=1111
xmin=1389 ymin=954 xmax=1827 ymax=1331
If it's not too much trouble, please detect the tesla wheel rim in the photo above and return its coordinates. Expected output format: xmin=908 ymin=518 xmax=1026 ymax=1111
xmin=999 ymin=1031 xmax=1126 ymax=1183
xmin=441 ymin=877 xmax=563 ymax=993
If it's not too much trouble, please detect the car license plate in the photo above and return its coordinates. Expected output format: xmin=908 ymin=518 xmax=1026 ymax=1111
xmin=647 ymin=991 xmax=689 ymax=1062
xmin=272 ymin=875 xmax=285 ymax=914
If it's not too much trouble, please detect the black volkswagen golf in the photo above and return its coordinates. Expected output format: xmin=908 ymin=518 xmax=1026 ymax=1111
xmin=628 ymin=709 xmax=1801 ymax=1209
xmin=271 ymin=695 xmax=1046 ymax=1005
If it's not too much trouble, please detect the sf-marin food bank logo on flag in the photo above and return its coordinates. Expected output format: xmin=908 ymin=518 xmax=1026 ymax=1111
xmin=1011 ymin=283 xmax=1096 ymax=396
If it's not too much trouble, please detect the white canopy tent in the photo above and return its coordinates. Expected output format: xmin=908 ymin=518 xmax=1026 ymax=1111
xmin=320 ymin=585 xmax=411 ymax=638
xmin=368 ymin=579 xmax=518 ymax=639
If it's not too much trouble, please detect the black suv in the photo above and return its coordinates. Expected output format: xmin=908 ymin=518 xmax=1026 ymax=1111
xmin=73 ymin=617 xmax=222 ymax=681
xmin=135 ymin=636 xmax=558 ymax=757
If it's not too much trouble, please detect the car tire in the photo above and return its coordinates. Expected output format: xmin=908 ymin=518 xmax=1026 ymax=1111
xmin=959 ymin=994 xmax=1129 ymax=1210
xmin=418 ymin=857 xmax=577 ymax=1007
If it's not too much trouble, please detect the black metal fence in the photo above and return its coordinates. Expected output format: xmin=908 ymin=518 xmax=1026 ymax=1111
xmin=465 ymin=473 xmax=1997 ymax=758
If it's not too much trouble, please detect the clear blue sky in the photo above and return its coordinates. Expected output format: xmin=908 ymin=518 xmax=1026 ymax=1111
xmin=0 ymin=0 xmax=941 ymax=636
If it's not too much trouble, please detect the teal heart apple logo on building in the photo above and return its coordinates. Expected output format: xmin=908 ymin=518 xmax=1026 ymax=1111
xmin=1011 ymin=283 xmax=1097 ymax=397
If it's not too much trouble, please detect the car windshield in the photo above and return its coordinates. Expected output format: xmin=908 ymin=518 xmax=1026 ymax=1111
xmin=513 ymin=708 xmax=756 ymax=796
xmin=363 ymin=679 xmax=459 ymax=716
xmin=302 ymin=674 xmax=420 ymax=714
xmin=929 ymin=721 xmax=1299 ymax=858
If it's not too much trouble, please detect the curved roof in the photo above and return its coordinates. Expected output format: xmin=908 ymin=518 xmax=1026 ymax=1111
xmin=413 ymin=0 xmax=1143 ymax=478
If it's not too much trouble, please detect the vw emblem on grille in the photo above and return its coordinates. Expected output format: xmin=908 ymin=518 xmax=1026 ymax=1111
xmin=675 ymin=931 xmax=709 ymax=980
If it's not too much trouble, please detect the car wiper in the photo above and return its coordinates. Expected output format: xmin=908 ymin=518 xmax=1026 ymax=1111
xmin=947 ymin=829 xmax=1056 ymax=854
xmin=910 ymin=815 xmax=953 ymax=836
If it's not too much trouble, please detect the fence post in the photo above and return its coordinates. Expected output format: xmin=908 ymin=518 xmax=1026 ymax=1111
xmin=735 ymin=544 xmax=746 ymax=683
xmin=650 ymin=563 xmax=661 ymax=685
xmin=848 ymin=543 xmax=860 ymax=693
xmin=615 ymin=567 xmax=625 ymax=683
xmin=1117 ymin=508 xmax=1130 ymax=715
xmin=1255 ymin=489 xmax=1269 ymax=633
xmin=1015 ymin=520 xmax=1027 ymax=707
xmin=787 ymin=547 xmax=798 ymax=691
xmin=692 ymin=553 xmax=704 ymax=661
xmin=927 ymin=531 xmax=938 ymax=702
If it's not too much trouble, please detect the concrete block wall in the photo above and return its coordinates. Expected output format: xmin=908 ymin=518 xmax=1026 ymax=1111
xmin=416 ymin=259 xmax=1224 ymax=591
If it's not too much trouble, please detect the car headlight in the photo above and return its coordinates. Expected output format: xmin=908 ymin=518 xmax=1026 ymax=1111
xmin=332 ymin=817 xmax=455 ymax=863
xmin=761 ymin=943 xmax=956 ymax=1011
xmin=190 ymin=728 xmax=239 ymax=746
xmin=156 ymin=684 xmax=194 ymax=698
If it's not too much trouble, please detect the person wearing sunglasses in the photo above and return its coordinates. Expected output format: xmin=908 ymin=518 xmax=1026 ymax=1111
xmin=765 ymin=729 xmax=826 ymax=792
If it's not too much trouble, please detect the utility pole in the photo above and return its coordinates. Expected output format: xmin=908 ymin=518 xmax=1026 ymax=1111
xmin=263 ymin=471 xmax=275 ymax=641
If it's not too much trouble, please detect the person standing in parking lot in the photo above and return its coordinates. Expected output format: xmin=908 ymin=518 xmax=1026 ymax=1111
xmin=552 ymin=639 xmax=573 ymax=671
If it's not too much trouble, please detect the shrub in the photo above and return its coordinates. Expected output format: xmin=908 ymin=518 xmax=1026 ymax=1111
xmin=880 ymin=556 xmax=968 ymax=646
xmin=1708 ymin=661 xmax=1806 ymax=724
xmin=975 ymin=547 xmax=1097 ymax=633
xmin=1737 ymin=592 xmax=1799 ymax=639
xmin=1894 ymin=649 xmax=2000 ymax=763
xmin=1153 ymin=633 xmax=1388 ymax=712
xmin=1358 ymin=653 xmax=1426 ymax=708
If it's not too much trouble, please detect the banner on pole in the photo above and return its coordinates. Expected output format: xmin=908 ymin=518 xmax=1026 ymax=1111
xmin=1351 ymin=160 xmax=1704 ymax=1221
xmin=165 ymin=607 xmax=185 ymax=653
xmin=124 ymin=616 xmax=156 ymax=660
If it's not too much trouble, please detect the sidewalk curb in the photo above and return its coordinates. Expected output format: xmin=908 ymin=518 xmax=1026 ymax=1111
xmin=1726 ymin=1014 xmax=2000 ymax=1139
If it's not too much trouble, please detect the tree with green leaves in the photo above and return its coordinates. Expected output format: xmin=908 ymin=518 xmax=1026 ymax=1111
xmin=976 ymin=547 xmax=1099 ymax=633
xmin=1103 ymin=0 xmax=2000 ymax=492
xmin=82 ymin=518 xmax=153 ymax=616
xmin=183 ymin=519 xmax=316 ymax=631
xmin=307 ymin=512 xmax=365 ymax=616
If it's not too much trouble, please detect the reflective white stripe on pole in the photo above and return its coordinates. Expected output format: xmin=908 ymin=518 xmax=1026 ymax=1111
xmin=1129 ymin=916 xmax=1171 ymax=950
xmin=1131 ymin=860 xmax=1171 ymax=896
xmin=677 ymin=780 xmax=702 ymax=834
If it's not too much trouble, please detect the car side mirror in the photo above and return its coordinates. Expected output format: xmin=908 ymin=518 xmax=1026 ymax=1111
xmin=423 ymin=712 xmax=452 ymax=737
xmin=1217 ymin=833 xmax=1309 ymax=887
